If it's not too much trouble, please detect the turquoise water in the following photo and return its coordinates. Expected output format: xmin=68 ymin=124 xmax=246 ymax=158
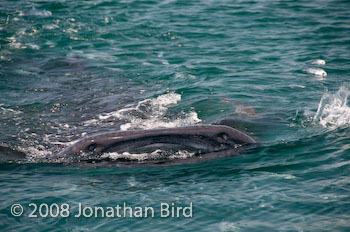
xmin=1 ymin=0 xmax=350 ymax=231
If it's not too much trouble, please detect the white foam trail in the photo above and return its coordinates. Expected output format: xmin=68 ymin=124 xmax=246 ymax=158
xmin=313 ymin=85 xmax=350 ymax=129
xmin=305 ymin=68 xmax=327 ymax=77
xmin=84 ymin=92 xmax=201 ymax=130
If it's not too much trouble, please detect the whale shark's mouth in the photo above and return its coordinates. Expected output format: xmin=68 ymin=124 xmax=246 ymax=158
xmin=2 ymin=125 xmax=256 ymax=167
xmin=100 ymin=134 xmax=234 ymax=154
xmin=54 ymin=125 xmax=256 ymax=166
xmin=60 ymin=137 xmax=245 ymax=165
xmin=89 ymin=141 xmax=243 ymax=162
xmin=65 ymin=146 xmax=249 ymax=168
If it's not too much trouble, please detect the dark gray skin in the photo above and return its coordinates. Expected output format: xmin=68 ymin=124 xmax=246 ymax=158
xmin=57 ymin=125 xmax=256 ymax=160
xmin=0 ymin=143 xmax=26 ymax=162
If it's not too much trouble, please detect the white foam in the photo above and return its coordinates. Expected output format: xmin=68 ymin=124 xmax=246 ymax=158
xmin=0 ymin=105 xmax=22 ymax=115
xmin=161 ymin=60 xmax=170 ymax=65
xmin=310 ymin=59 xmax=326 ymax=66
xmin=27 ymin=44 xmax=40 ymax=50
xmin=21 ymin=146 xmax=53 ymax=161
xmin=28 ymin=7 xmax=52 ymax=17
xmin=43 ymin=24 xmax=59 ymax=30
xmin=7 ymin=36 xmax=24 ymax=49
xmin=78 ymin=51 xmax=116 ymax=62
xmin=101 ymin=149 xmax=195 ymax=162
xmin=103 ymin=17 xmax=110 ymax=24
xmin=174 ymin=72 xmax=196 ymax=79
xmin=127 ymin=177 xmax=138 ymax=187
xmin=168 ymin=150 xmax=195 ymax=159
xmin=84 ymin=92 xmax=201 ymax=130
xmin=45 ymin=40 xmax=55 ymax=48
xmin=313 ymin=85 xmax=350 ymax=129
xmin=120 ymin=112 xmax=201 ymax=131
xmin=142 ymin=62 xmax=153 ymax=66
xmin=305 ymin=68 xmax=327 ymax=77
xmin=218 ymin=222 xmax=240 ymax=232
xmin=63 ymin=28 xmax=78 ymax=34
xmin=289 ymin=84 xmax=306 ymax=89
xmin=101 ymin=150 xmax=164 ymax=161
xmin=270 ymin=173 xmax=296 ymax=179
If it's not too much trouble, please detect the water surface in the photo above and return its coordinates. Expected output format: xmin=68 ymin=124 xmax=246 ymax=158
xmin=0 ymin=0 xmax=349 ymax=231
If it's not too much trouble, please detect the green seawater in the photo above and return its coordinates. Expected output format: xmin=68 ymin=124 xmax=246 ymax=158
xmin=0 ymin=0 xmax=349 ymax=231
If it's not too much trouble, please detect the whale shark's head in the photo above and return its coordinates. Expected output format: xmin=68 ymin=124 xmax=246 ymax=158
xmin=204 ymin=125 xmax=256 ymax=151
xmin=58 ymin=125 xmax=256 ymax=158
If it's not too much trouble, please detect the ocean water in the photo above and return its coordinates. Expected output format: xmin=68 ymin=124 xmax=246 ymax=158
xmin=0 ymin=0 xmax=349 ymax=231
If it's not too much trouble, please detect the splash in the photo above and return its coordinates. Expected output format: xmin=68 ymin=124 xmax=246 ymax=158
xmin=84 ymin=92 xmax=201 ymax=130
xmin=313 ymin=85 xmax=350 ymax=129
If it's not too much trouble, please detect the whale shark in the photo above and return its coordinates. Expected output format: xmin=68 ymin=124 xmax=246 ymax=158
xmin=56 ymin=125 xmax=256 ymax=165
xmin=0 ymin=123 xmax=256 ymax=166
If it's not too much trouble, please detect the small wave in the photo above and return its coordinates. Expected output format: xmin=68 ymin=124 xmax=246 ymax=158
xmin=313 ymin=85 xmax=350 ymax=129
xmin=84 ymin=92 xmax=201 ymax=130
